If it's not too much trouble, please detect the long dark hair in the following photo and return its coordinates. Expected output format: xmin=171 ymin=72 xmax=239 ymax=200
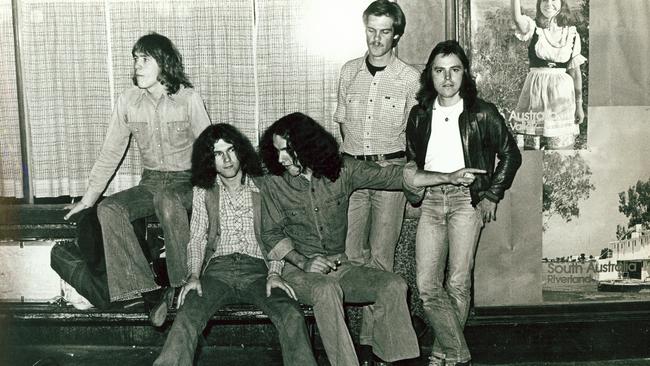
xmin=191 ymin=124 xmax=263 ymax=189
xmin=131 ymin=32 xmax=192 ymax=95
xmin=416 ymin=40 xmax=478 ymax=111
xmin=535 ymin=0 xmax=573 ymax=28
xmin=259 ymin=112 xmax=342 ymax=182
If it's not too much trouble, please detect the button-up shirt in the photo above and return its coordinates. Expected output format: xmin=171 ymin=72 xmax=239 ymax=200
xmin=187 ymin=179 xmax=283 ymax=277
xmin=334 ymin=52 xmax=420 ymax=156
xmin=82 ymin=86 xmax=211 ymax=206
xmin=261 ymin=157 xmax=407 ymax=260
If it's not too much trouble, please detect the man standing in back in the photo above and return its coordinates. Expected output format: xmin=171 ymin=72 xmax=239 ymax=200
xmin=334 ymin=1 xmax=421 ymax=362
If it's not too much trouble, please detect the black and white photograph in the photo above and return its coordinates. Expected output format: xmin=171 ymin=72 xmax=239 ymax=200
xmin=1 ymin=0 xmax=649 ymax=365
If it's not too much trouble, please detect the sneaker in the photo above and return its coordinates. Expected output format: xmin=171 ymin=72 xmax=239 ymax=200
xmin=148 ymin=287 xmax=174 ymax=327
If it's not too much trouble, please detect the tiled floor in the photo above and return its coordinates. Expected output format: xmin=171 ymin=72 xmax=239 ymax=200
xmin=3 ymin=345 xmax=650 ymax=366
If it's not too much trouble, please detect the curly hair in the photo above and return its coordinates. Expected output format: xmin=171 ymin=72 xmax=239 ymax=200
xmin=259 ymin=112 xmax=342 ymax=182
xmin=416 ymin=40 xmax=478 ymax=110
xmin=363 ymin=0 xmax=406 ymax=47
xmin=536 ymin=0 xmax=574 ymax=28
xmin=191 ymin=124 xmax=263 ymax=189
xmin=131 ymin=32 xmax=192 ymax=95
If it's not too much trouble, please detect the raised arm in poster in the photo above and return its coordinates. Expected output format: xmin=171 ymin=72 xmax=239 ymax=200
xmin=511 ymin=0 xmax=587 ymax=149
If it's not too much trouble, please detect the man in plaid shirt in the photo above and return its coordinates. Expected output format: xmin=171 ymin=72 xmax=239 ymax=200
xmin=154 ymin=124 xmax=316 ymax=366
xmin=334 ymin=1 xmax=421 ymax=363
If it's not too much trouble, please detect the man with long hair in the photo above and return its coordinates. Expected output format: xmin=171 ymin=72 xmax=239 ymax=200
xmin=154 ymin=124 xmax=316 ymax=366
xmin=333 ymin=2 xmax=421 ymax=360
xmin=259 ymin=112 xmax=483 ymax=366
xmin=64 ymin=33 xmax=211 ymax=325
xmin=405 ymin=40 xmax=522 ymax=366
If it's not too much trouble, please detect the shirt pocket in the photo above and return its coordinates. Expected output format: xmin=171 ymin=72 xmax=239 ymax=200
xmin=323 ymin=193 xmax=346 ymax=209
xmin=282 ymin=207 xmax=307 ymax=238
xmin=380 ymin=94 xmax=407 ymax=128
xmin=128 ymin=122 xmax=150 ymax=149
xmin=166 ymin=120 xmax=192 ymax=148
xmin=345 ymin=92 xmax=366 ymax=123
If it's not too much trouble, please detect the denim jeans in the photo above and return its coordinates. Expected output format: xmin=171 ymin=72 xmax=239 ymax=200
xmin=154 ymin=254 xmax=316 ymax=366
xmin=50 ymin=241 xmax=111 ymax=309
xmin=416 ymin=185 xmax=483 ymax=364
xmin=345 ymin=157 xmax=407 ymax=345
xmin=99 ymin=169 xmax=192 ymax=301
xmin=283 ymin=261 xmax=419 ymax=366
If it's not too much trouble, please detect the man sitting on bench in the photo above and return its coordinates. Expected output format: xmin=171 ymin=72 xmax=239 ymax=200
xmin=154 ymin=124 xmax=316 ymax=366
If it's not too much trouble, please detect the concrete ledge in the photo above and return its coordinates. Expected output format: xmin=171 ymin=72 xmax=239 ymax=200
xmin=1 ymin=302 xmax=314 ymax=323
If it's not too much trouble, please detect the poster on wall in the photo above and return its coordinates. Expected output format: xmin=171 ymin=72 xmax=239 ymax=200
xmin=541 ymin=108 xmax=650 ymax=303
xmin=470 ymin=0 xmax=589 ymax=150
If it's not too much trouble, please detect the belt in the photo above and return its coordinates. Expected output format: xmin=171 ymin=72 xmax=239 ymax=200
xmin=343 ymin=151 xmax=405 ymax=161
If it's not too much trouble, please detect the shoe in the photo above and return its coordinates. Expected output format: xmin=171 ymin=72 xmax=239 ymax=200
xmin=148 ymin=287 xmax=174 ymax=327
xmin=428 ymin=356 xmax=445 ymax=366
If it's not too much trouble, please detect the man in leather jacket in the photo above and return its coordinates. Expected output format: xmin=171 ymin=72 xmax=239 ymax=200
xmin=404 ymin=40 xmax=521 ymax=366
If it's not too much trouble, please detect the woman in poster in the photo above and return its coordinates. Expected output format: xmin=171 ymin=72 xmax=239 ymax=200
xmin=511 ymin=0 xmax=587 ymax=149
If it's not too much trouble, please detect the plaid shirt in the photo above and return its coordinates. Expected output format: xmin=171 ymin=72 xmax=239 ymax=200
xmin=334 ymin=52 xmax=420 ymax=156
xmin=187 ymin=178 xmax=282 ymax=277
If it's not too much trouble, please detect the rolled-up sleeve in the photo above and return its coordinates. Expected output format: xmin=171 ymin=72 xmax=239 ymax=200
xmin=260 ymin=185 xmax=295 ymax=261
xmin=402 ymin=161 xmax=425 ymax=204
xmin=267 ymin=260 xmax=285 ymax=276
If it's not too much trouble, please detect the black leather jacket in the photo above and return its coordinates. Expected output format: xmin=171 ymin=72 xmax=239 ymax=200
xmin=405 ymin=98 xmax=522 ymax=206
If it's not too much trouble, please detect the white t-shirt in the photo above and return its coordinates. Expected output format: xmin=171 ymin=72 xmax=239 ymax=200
xmin=424 ymin=98 xmax=465 ymax=173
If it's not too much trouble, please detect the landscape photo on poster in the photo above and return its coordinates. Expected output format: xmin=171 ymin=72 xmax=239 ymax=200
xmin=470 ymin=0 xmax=589 ymax=150
xmin=542 ymin=108 xmax=650 ymax=303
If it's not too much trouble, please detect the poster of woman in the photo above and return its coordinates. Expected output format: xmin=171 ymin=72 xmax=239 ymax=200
xmin=471 ymin=0 xmax=589 ymax=150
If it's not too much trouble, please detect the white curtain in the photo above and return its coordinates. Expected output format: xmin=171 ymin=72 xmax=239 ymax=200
xmin=0 ymin=0 xmax=24 ymax=198
xmin=18 ymin=0 xmax=115 ymax=198
xmin=255 ymin=0 xmax=367 ymax=139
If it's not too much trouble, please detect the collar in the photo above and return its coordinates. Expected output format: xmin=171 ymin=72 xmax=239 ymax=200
xmin=282 ymin=171 xmax=312 ymax=190
xmin=216 ymin=174 xmax=259 ymax=193
xmin=433 ymin=97 xmax=464 ymax=113
xmin=358 ymin=50 xmax=401 ymax=77
xmin=134 ymin=85 xmax=184 ymax=106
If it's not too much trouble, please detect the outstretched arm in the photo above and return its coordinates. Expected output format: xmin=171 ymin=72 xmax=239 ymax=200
xmin=412 ymin=168 xmax=486 ymax=188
